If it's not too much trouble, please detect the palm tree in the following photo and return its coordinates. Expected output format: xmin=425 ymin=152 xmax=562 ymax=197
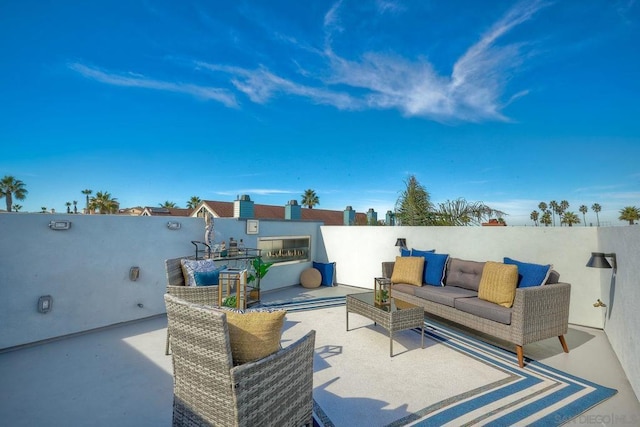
xmin=159 ymin=201 xmax=177 ymax=208
xmin=301 ymin=189 xmax=319 ymax=209
xmin=436 ymin=199 xmax=505 ymax=226
xmin=82 ymin=189 xmax=93 ymax=214
xmin=591 ymin=203 xmax=602 ymax=227
xmin=73 ymin=200 xmax=78 ymax=214
xmin=561 ymin=212 xmax=580 ymax=227
xmin=65 ymin=202 xmax=72 ymax=213
xmin=12 ymin=204 xmax=22 ymax=212
xmin=530 ymin=210 xmax=539 ymax=226
xmin=579 ymin=205 xmax=588 ymax=226
xmin=90 ymin=191 xmax=118 ymax=214
xmin=559 ymin=200 xmax=569 ymax=225
xmin=40 ymin=206 xmax=47 ymax=213
xmin=549 ymin=201 xmax=558 ymax=226
xmin=538 ymin=202 xmax=547 ymax=213
xmin=618 ymin=206 xmax=640 ymax=225
xmin=186 ymin=196 xmax=201 ymax=210
xmin=0 ymin=175 xmax=28 ymax=212
xmin=540 ymin=211 xmax=552 ymax=227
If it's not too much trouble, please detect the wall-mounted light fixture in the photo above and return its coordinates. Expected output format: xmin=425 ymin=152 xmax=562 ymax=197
xmin=38 ymin=295 xmax=53 ymax=313
xmin=586 ymin=252 xmax=617 ymax=270
xmin=587 ymin=252 xmax=616 ymax=311
xmin=48 ymin=220 xmax=71 ymax=230
xmin=166 ymin=221 xmax=181 ymax=230
xmin=395 ymin=238 xmax=407 ymax=250
xmin=129 ymin=266 xmax=140 ymax=281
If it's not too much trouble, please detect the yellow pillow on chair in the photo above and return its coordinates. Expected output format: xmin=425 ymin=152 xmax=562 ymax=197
xmin=478 ymin=261 xmax=519 ymax=308
xmin=220 ymin=308 xmax=286 ymax=365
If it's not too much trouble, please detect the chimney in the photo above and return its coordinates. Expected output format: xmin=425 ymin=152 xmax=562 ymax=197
xmin=233 ymin=194 xmax=254 ymax=219
xmin=343 ymin=206 xmax=355 ymax=226
xmin=366 ymin=208 xmax=377 ymax=225
xmin=385 ymin=210 xmax=395 ymax=226
xmin=285 ymin=199 xmax=301 ymax=220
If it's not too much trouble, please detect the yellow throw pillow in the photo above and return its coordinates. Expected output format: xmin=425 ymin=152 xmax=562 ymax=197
xmin=390 ymin=256 xmax=425 ymax=287
xmin=221 ymin=308 xmax=286 ymax=365
xmin=478 ymin=261 xmax=519 ymax=308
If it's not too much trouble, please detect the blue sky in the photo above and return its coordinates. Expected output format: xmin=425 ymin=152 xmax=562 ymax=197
xmin=2 ymin=0 xmax=639 ymax=225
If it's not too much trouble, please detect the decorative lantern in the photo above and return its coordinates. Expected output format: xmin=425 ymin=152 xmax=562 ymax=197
xmin=374 ymin=277 xmax=391 ymax=305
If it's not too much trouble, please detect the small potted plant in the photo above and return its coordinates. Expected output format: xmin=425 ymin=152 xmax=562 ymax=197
xmin=247 ymin=257 xmax=273 ymax=302
xmin=222 ymin=295 xmax=237 ymax=308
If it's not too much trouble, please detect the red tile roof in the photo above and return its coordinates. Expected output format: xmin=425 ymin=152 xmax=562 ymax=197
xmin=198 ymin=200 xmax=367 ymax=225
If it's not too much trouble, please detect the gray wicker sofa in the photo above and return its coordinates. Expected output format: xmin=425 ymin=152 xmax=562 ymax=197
xmin=383 ymin=257 xmax=571 ymax=368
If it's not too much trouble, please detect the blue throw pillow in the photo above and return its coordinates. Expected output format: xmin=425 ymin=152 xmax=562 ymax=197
xmin=312 ymin=261 xmax=336 ymax=286
xmin=503 ymin=257 xmax=551 ymax=288
xmin=400 ymin=247 xmax=411 ymax=257
xmin=194 ymin=265 xmax=227 ymax=286
xmin=412 ymin=251 xmax=448 ymax=286
xmin=410 ymin=248 xmax=435 ymax=257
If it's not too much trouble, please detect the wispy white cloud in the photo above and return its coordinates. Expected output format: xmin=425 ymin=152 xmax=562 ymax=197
xmin=323 ymin=0 xmax=344 ymax=33
xmin=202 ymin=0 xmax=548 ymax=123
xmin=315 ymin=0 xmax=549 ymax=122
xmin=68 ymin=1 xmax=547 ymax=123
xmin=196 ymin=62 xmax=357 ymax=109
xmin=376 ymin=0 xmax=405 ymax=15
xmin=68 ymin=62 xmax=238 ymax=107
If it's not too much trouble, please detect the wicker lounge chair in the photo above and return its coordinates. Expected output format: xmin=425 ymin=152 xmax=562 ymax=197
xmin=164 ymin=294 xmax=316 ymax=427
xmin=165 ymin=257 xmax=220 ymax=355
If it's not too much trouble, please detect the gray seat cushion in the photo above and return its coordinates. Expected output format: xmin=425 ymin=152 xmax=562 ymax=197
xmin=414 ymin=285 xmax=477 ymax=308
xmin=445 ymin=258 xmax=485 ymax=291
xmin=391 ymin=283 xmax=418 ymax=296
xmin=454 ymin=297 xmax=512 ymax=325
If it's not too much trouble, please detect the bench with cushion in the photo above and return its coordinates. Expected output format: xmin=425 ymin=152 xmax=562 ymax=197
xmin=384 ymin=255 xmax=571 ymax=368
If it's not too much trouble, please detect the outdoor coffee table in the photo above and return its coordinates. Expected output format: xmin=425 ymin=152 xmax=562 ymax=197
xmin=346 ymin=292 xmax=424 ymax=357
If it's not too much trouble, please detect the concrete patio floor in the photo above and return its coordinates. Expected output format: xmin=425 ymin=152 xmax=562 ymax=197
xmin=1 ymin=284 xmax=638 ymax=426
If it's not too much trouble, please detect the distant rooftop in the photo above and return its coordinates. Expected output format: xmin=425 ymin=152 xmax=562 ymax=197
xmin=193 ymin=200 xmax=367 ymax=225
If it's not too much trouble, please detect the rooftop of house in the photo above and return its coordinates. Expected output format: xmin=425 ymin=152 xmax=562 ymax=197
xmin=194 ymin=199 xmax=370 ymax=225
xmin=1 ymin=213 xmax=638 ymax=425
xmin=128 ymin=198 xmax=371 ymax=225
xmin=1 ymin=284 xmax=638 ymax=426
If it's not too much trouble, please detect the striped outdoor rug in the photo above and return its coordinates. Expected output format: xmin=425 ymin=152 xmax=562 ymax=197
xmin=264 ymin=297 xmax=617 ymax=427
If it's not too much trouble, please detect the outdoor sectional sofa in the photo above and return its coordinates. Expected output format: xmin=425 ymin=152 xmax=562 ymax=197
xmin=382 ymin=254 xmax=571 ymax=368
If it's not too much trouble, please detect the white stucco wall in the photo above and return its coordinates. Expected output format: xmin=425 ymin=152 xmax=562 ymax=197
xmin=0 ymin=213 xmax=204 ymax=349
xmin=599 ymin=226 xmax=640 ymax=400
xmin=0 ymin=214 xmax=322 ymax=349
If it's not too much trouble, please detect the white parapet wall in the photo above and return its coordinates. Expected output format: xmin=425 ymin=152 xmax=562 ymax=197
xmin=598 ymin=226 xmax=640 ymax=401
xmin=0 ymin=214 xmax=322 ymax=349
xmin=0 ymin=213 xmax=204 ymax=349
